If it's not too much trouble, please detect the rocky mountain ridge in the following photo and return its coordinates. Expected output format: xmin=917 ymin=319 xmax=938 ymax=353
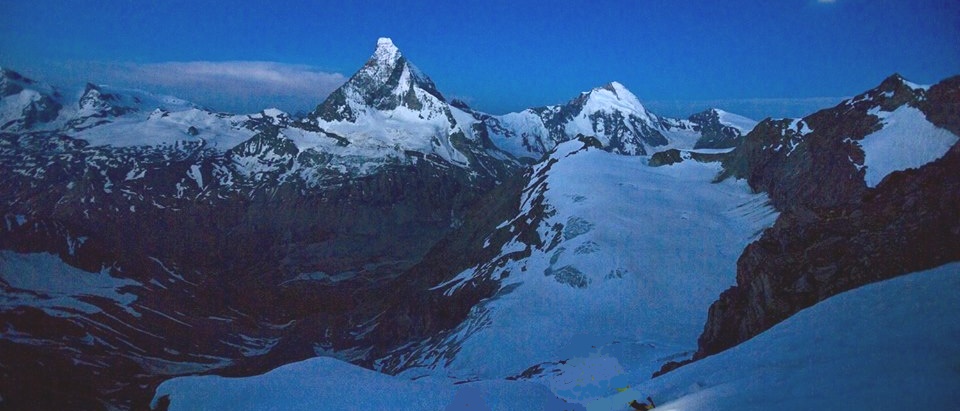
xmin=2 ymin=37 xmax=956 ymax=410
xmin=680 ymin=74 xmax=960 ymax=368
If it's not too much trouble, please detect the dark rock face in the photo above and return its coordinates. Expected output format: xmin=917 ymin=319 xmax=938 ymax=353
xmin=649 ymin=148 xmax=685 ymax=166
xmin=0 ymin=68 xmax=29 ymax=96
xmin=1 ymin=68 xmax=64 ymax=131
xmin=690 ymin=75 xmax=960 ymax=362
xmin=717 ymin=115 xmax=867 ymax=212
xmin=356 ymin=170 xmax=529 ymax=364
xmin=696 ymin=140 xmax=960 ymax=359
xmin=719 ymin=74 xmax=941 ymax=212
xmin=918 ymin=75 xmax=960 ymax=135
xmin=20 ymin=94 xmax=63 ymax=130
xmin=648 ymin=148 xmax=727 ymax=167
xmin=689 ymin=109 xmax=745 ymax=149
xmin=314 ymin=88 xmax=356 ymax=122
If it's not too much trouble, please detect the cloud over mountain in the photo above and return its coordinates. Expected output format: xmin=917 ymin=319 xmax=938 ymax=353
xmin=110 ymin=61 xmax=346 ymax=113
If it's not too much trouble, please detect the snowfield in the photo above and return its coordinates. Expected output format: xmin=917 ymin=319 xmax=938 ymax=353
xmin=153 ymin=141 xmax=785 ymax=410
xmin=587 ymin=262 xmax=960 ymax=411
xmin=714 ymin=109 xmax=757 ymax=135
xmin=860 ymin=105 xmax=958 ymax=187
xmin=392 ymin=141 xmax=777 ymax=401
xmin=152 ymin=262 xmax=960 ymax=410
xmin=153 ymin=355 xmax=578 ymax=411
xmin=151 ymin=139 xmax=959 ymax=409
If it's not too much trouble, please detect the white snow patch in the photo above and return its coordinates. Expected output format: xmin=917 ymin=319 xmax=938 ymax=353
xmin=0 ymin=251 xmax=140 ymax=316
xmin=859 ymin=105 xmax=958 ymax=187
xmin=715 ymin=109 xmax=758 ymax=134
xmin=902 ymin=79 xmax=930 ymax=91
xmin=187 ymin=164 xmax=204 ymax=189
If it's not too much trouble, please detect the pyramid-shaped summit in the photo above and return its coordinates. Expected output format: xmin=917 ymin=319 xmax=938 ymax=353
xmin=312 ymin=37 xmax=447 ymax=122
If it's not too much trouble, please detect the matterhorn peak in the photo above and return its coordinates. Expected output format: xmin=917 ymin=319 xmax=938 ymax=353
xmin=312 ymin=37 xmax=446 ymax=122
xmin=376 ymin=37 xmax=398 ymax=53
xmin=369 ymin=37 xmax=402 ymax=70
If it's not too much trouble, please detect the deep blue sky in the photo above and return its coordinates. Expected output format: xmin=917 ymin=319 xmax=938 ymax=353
xmin=1 ymin=0 xmax=958 ymax=119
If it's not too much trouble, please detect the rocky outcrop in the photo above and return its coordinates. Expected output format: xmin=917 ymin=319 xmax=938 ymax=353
xmin=695 ymin=139 xmax=960 ymax=359
xmin=917 ymin=75 xmax=960 ymax=135
xmin=716 ymin=74 xmax=940 ymax=212
xmin=687 ymin=75 xmax=960 ymax=363
xmin=0 ymin=68 xmax=63 ymax=131
xmin=689 ymin=109 xmax=752 ymax=149
xmin=648 ymin=148 xmax=727 ymax=167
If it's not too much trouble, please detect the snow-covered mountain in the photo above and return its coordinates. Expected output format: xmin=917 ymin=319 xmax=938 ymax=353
xmin=304 ymin=38 xmax=758 ymax=163
xmin=0 ymin=68 xmax=260 ymax=149
xmin=473 ymin=82 xmax=755 ymax=159
xmin=1 ymin=38 xmax=958 ymax=411
xmin=302 ymin=37 xmax=516 ymax=171
xmin=149 ymin=131 xmax=960 ymax=409
xmin=313 ymin=38 xmax=447 ymax=123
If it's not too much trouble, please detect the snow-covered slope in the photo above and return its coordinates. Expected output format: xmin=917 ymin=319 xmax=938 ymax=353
xmin=152 ymin=262 xmax=960 ymax=411
xmin=860 ymin=105 xmax=958 ymax=187
xmin=153 ymin=356 xmax=578 ymax=411
xmin=373 ymin=139 xmax=777 ymax=402
xmin=588 ymin=262 xmax=960 ymax=411
xmin=714 ymin=109 xmax=756 ymax=135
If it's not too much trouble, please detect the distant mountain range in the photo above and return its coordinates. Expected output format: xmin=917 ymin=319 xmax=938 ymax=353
xmin=1 ymin=38 xmax=957 ymax=410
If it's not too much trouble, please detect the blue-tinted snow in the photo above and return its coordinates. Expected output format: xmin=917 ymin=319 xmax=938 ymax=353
xmin=588 ymin=262 xmax=960 ymax=410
